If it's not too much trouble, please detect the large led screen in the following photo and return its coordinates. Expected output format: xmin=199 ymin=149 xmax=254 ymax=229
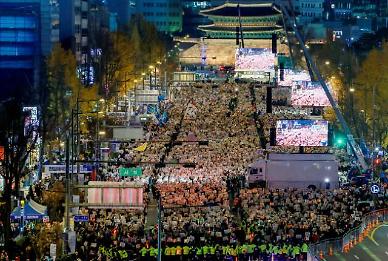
xmin=291 ymin=81 xmax=331 ymax=107
xmin=276 ymin=119 xmax=329 ymax=146
xmin=235 ymin=48 xmax=275 ymax=72
xmin=278 ymin=70 xmax=311 ymax=87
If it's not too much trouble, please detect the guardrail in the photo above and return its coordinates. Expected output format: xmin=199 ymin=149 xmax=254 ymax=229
xmin=308 ymin=208 xmax=388 ymax=260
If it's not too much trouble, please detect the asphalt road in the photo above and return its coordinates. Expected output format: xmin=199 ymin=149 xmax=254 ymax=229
xmin=326 ymin=223 xmax=388 ymax=261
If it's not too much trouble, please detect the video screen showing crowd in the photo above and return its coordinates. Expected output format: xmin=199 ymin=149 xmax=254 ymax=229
xmin=61 ymin=47 xmax=387 ymax=261
xmin=276 ymin=120 xmax=329 ymax=147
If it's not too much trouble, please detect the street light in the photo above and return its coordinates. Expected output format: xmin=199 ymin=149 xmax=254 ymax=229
xmin=325 ymin=61 xmax=330 ymax=65
xmin=349 ymin=88 xmax=355 ymax=92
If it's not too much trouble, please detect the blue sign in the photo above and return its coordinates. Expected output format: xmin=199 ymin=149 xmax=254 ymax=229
xmin=370 ymin=184 xmax=380 ymax=194
xmin=73 ymin=215 xmax=89 ymax=222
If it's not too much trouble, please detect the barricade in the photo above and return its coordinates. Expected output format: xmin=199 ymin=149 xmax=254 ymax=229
xmin=308 ymin=208 xmax=388 ymax=259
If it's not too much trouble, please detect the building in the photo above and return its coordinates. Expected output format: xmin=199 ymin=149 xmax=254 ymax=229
xmin=296 ymin=0 xmax=324 ymax=24
xmin=198 ymin=3 xmax=284 ymax=39
xmin=181 ymin=0 xmax=224 ymax=37
xmin=324 ymin=0 xmax=352 ymax=20
xmin=106 ymin=0 xmax=136 ymax=29
xmin=178 ymin=2 xmax=289 ymax=67
xmin=59 ymin=0 xmax=89 ymax=64
xmin=137 ymin=0 xmax=182 ymax=33
xmin=106 ymin=0 xmax=182 ymax=33
xmin=0 ymin=0 xmax=59 ymax=101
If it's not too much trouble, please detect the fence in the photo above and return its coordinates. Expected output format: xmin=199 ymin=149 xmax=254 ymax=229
xmin=308 ymin=208 xmax=388 ymax=260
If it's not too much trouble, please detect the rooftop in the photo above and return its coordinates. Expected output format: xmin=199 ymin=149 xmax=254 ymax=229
xmin=199 ymin=24 xmax=283 ymax=32
xmin=200 ymin=3 xmax=282 ymax=17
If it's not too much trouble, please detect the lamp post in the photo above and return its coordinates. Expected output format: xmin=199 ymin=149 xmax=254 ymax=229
xmin=156 ymin=61 xmax=162 ymax=89
xmin=149 ymin=65 xmax=155 ymax=89
xmin=141 ymin=72 xmax=146 ymax=89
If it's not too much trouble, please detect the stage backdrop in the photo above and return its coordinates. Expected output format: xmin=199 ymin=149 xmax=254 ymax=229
xmin=87 ymin=181 xmax=144 ymax=208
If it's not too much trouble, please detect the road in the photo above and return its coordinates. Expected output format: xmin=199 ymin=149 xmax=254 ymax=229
xmin=326 ymin=224 xmax=388 ymax=261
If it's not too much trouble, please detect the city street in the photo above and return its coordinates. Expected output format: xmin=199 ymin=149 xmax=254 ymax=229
xmin=327 ymin=224 xmax=388 ymax=261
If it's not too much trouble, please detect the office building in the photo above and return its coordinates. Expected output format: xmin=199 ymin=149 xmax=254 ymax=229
xmin=0 ymin=0 xmax=59 ymax=101
xmin=296 ymin=0 xmax=325 ymax=23
xmin=59 ymin=0 xmax=89 ymax=63
xmin=106 ymin=0 xmax=182 ymax=33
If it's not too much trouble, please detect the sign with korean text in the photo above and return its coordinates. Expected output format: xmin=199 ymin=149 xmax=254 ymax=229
xmin=119 ymin=167 xmax=142 ymax=177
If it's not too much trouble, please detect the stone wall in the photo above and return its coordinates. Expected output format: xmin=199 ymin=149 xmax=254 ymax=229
xmin=179 ymin=38 xmax=290 ymax=66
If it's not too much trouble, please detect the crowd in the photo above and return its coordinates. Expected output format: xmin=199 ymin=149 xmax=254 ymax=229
xmin=6 ymin=80 xmax=387 ymax=261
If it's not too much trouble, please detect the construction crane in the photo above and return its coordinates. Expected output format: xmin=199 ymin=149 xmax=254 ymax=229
xmin=274 ymin=1 xmax=368 ymax=171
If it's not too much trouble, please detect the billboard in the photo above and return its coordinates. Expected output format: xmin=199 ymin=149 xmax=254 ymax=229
xmin=276 ymin=119 xmax=329 ymax=147
xmin=278 ymin=70 xmax=311 ymax=87
xmin=235 ymin=48 xmax=275 ymax=72
xmin=87 ymin=181 xmax=144 ymax=207
xmin=291 ymin=81 xmax=331 ymax=107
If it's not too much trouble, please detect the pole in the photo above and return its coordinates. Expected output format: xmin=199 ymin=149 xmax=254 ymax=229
xmin=372 ymin=84 xmax=376 ymax=149
xmin=76 ymin=101 xmax=80 ymax=178
xmin=64 ymin=134 xmax=70 ymax=254
xmin=155 ymin=67 xmax=157 ymax=89
xmin=237 ymin=4 xmax=244 ymax=48
xmin=150 ymin=72 xmax=152 ymax=89
xmin=157 ymin=196 xmax=162 ymax=261
xmin=164 ymin=71 xmax=167 ymax=97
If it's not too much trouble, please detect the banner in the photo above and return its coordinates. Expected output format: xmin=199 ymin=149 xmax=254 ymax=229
xmin=87 ymin=181 xmax=144 ymax=207
xmin=134 ymin=143 xmax=147 ymax=152
xmin=119 ymin=167 xmax=142 ymax=177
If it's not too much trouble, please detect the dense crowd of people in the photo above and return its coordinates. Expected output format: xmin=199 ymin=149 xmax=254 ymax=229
xmin=5 ymin=80 xmax=387 ymax=261
xmin=63 ymin=81 xmax=386 ymax=261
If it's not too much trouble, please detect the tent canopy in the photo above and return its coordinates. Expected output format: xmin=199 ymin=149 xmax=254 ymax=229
xmin=11 ymin=199 xmax=47 ymax=220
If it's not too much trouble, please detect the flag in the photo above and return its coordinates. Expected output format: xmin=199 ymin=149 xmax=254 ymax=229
xmin=90 ymin=167 xmax=97 ymax=181
xmin=134 ymin=143 xmax=147 ymax=152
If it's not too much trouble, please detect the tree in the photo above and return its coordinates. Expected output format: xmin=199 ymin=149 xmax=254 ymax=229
xmin=354 ymin=43 xmax=388 ymax=146
xmin=98 ymin=31 xmax=135 ymax=97
xmin=46 ymin=44 xmax=80 ymax=141
xmin=30 ymin=222 xmax=63 ymax=259
xmin=0 ymin=100 xmax=39 ymax=252
xmin=44 ymin=44 xmax=99 ymax=156
xmin=42 ymin=181 xmax=65 ymax=221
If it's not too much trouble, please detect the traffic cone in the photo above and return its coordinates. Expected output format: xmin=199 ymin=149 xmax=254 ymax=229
xmin=343 ymin=244 xmax=349 ymax=253
xmin=319 ymin=250 xmax=324 ymax=260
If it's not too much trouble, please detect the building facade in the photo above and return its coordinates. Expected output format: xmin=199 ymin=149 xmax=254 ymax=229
xmin=0 ymin=0 xmax=59 ymax=101
xmin=296 ymin=0 xmax=325 ymax=23
xmin=59 ymin=0 xmax=89 ymax=63
xmin=137 ymin=0 xmax=182 ymax=33
xmin=181 ymin=0 xmax=225 ymax=37
xmin=106 ymin=0 xmax=182 ymax=33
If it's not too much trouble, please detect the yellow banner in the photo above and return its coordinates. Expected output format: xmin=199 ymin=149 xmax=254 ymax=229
xmin=134 ymin=143 xmax=147 ymax=152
